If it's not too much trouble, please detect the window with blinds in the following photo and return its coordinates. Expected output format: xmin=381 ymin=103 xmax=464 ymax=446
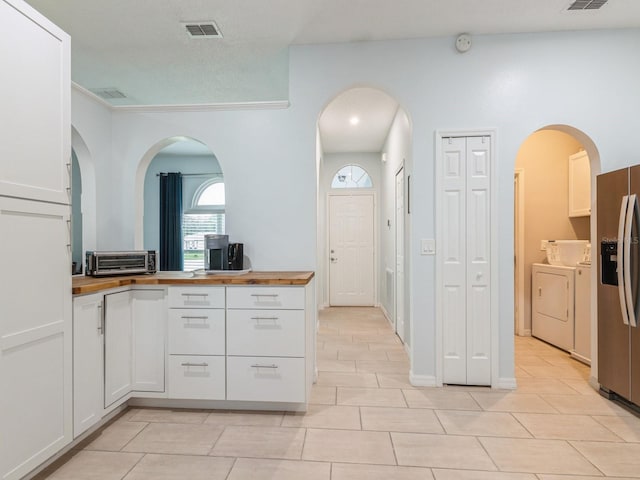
xmin=183 ymin=180 xmax=225 ymax=271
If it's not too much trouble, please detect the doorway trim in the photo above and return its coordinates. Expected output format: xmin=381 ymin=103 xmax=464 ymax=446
xmin=514 ymin=169 xmax=527 ymax=336
xmin=326 ymin=190 xmax=378 ymax=307
xmin=395 ymin=164 xmax=405 ymax=341
xmin=434 ymin=128 xmax=501 ymax=388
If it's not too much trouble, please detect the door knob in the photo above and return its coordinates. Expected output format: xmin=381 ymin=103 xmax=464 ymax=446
xmin=331 ymin=257 xmax=337 ymax=262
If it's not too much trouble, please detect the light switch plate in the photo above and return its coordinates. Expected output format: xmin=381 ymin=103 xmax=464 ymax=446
xmin=421 ymin=238 xmax=436 ymax=255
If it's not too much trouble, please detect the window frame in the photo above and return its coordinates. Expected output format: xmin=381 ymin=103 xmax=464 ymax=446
xmin=330 ymin=164 xmax=374 ymax=189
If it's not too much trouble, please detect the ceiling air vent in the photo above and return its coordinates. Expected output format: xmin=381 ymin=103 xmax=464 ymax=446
xmin=567 ymin=0 xmax=608 ymax=10
xmin=90 ymin=88 xmax=127 ymax=99
xmin=184 ymin=22 xmax=222 ymax=38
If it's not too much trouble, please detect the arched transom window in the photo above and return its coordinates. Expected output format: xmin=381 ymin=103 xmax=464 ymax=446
xmin=331 ymin=164 xmax=373 ymax=189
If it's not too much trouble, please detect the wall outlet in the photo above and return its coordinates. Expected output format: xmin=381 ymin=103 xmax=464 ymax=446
xmin=540 ymin=240 xmax=549 ymax=251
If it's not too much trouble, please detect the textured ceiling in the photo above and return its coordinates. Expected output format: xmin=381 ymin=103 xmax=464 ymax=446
xmin=25 ymin=0 xmax=640 ymax=107
xmin=24 ymin=0 xmax=640 ymax=153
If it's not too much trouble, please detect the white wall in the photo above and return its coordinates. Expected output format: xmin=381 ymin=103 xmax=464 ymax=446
xmin=380 ymin=108 xmax=412 ymax=344
xmin=70 ymin=86 xmax=112 ymax=253
xmin=287 ymin=29 xmax=640 ymax=384
xmin=72 ymin=28 xmax=640 ymax=386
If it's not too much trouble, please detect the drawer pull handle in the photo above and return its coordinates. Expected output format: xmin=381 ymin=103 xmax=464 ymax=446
xmin=182 ymin=316 xmax=209 ymax=320
xmin=250 ymin=294 xmax=279 ymax=298
xmin=181 ymin=362 xmax=208 ymax=367
xmin=251 ymin=364 xmax=279 ymax=369
xmin=251 ymin=316 xmax=279 ymax=321
xmin=181 ymin=293 xmax=208 ymax=297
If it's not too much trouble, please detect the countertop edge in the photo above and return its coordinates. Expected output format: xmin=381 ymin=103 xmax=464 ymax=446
xmin=72 ymin=271 xmax=315 ymax=295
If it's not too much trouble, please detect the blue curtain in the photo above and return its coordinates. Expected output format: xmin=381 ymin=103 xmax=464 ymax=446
xmin=159 ymin=172 xmax=183 ymax=271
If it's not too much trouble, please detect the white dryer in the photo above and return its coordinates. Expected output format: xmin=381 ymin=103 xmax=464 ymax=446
xmin=531 ymin=263 xmax=575 ymax=351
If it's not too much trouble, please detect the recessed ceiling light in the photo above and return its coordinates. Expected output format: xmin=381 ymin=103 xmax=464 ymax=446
xmin=350 ymin=116 xmax=360 ymax=126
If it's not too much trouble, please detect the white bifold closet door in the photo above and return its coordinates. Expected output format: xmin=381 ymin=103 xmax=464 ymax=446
xmin=441 ymin=136 xmax=491 ymax=386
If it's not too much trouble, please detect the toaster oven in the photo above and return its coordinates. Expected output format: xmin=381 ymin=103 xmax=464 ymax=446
xmin=85 ymin=250 xmax=157 ymax=277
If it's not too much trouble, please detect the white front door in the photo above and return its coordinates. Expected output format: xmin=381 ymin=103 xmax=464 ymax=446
xmin=329 ymin=194 xmax=375 ymax=306
xmin=395 ymin=168 xmax=406 ymax=342
xmin=440 ymin=135 xmax=491 ymax=386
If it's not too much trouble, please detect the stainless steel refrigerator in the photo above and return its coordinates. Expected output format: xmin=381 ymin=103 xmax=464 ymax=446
xmin=597 ymin=166 xmax=640 ymax=404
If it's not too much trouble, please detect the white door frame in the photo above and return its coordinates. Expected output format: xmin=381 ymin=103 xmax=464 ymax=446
xmin=435 ymin=129 xmax=499 ymax=387
xmin=326 ymin=190 xmax=378 ymax=307
xmin=395 ymin=164 xmax=405 ymax=340
xmin=514 ymin=169 xmax=527 ymax=336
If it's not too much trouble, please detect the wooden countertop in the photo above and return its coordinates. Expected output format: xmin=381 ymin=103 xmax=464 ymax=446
xmin=72 ymin=271 xmax=315 ymax=295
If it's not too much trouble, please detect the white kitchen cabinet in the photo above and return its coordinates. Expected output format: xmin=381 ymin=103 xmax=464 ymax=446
xmin=0 ymin=197 xmax=72 ymax=480
xmin=226 ymin=286 xmax=305 ymax=310
xmin=226 ymin=286 xmax=306 ymax=403
xmin=167 ymin=286 xmax=225 ymax=400
xmin=168 ymin=355 xmax=226 ymax=400
xmin=72 ymin=294 xmax=104 ymax=438
xmin=569 ymin=150 xmax=591 ymax=217
xmin=168 ymin=309 xmax=225 ymax=355
xmin=168 ymin=286 xmax=225 ymax=309
xmin=131 ymin=289 xmax=166 ymax=392
xmin=226 ymin=309 xmax=305 ymax=357
xmin=0 ymin=0 xmax=70 ymax=205
xmin=104 ymin=291 xmax=133 ymax=408
xmin=0 ymin=0 xmax=71 ymax=477
xmin=227 ymin=356 xmax=306 ymax=403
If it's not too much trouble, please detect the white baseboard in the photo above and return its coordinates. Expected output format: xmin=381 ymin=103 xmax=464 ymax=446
xmin=409 ymin=371 xmax=438 ymax=387
xmin=380 ymin=305 xmax=392 ymax=324
xmin=494 ymin=377 xmax=517 ymax=390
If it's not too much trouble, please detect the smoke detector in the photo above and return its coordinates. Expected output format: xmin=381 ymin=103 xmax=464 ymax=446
xmin=183 ymin=21 xmax=223 ymax=38
xmin=566 ymin=0 xmax=608 ymax=11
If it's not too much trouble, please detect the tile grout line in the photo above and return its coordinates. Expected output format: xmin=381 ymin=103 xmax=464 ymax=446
xmin=223 ymin=457 xmax=238 ymax=480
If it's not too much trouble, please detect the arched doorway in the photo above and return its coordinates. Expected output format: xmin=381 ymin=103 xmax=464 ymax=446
xmin=134 ymin=136 xmax=224 ymax=271
xmin=316 ymin=86 xmax=412 ymax=346
xmin=71 ymin=126 xmax=96 ymax=273
xmin=513 ymin=124 xmax=601 ymax=384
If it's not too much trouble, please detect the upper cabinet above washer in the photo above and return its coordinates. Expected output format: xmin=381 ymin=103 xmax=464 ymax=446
xmin=569 ymin=150 xmax=591 ymax=217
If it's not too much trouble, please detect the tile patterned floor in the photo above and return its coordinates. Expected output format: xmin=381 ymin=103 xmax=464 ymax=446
xmin=38 ymin=307 xmax=640 ymax=479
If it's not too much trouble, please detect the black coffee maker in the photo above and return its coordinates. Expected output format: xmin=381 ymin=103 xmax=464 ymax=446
xmin=228 ymin=243 xmax=244 ymax=270
xmin=204 ymin=234 xmax=244 ymax=271
xmin=204 ymin=234 xmax=228 ymax=270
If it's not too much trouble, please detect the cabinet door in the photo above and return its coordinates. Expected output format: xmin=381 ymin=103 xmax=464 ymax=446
xmin=104 ymin=291 xmax=133 ymax=407
xmin=569 ymin=151 xmax=591 ymax=217
xmin=0 ymin=197 xmax=72 ymax=480
xmin=73 ymin=294 xmax=103 ymax=438
xmin=132 ymin=289 xmax=166 ymax=393
xmin=0 ymin=0 xmax=70 ymax=204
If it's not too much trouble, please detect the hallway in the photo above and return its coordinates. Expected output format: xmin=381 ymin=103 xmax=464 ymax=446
xmin=39 ymin=307 xmax=640 ymax=479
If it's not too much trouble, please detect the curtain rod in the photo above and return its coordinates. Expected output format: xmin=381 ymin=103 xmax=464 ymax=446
xmin=156 ymin=172 xmax=221 ymax=177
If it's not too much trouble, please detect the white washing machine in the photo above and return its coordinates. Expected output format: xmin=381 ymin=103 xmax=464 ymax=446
xmin=531 ymin=263 xmax=575 ymax=351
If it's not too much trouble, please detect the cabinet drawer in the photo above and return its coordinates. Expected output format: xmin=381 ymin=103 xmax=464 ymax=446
xmin=168 ymin=286 xmax=225 ymax=309
xmin=168 ymin=355 xmax=225 ymax=400
xmin=227 ymin=309 xmax=304 ymax=357
xmin=226 ymin=356 xmax=305 ymax=403
xmin=168 ymin=309 xmax=225 ymax=355
xmin=227 ymin=286 xmax=304 ymax=310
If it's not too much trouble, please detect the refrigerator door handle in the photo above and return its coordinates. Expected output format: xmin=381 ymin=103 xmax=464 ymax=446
xmin=618 ymin=194 xmax=630 ymax=326
xmin=625 ymin=194 xmax=638 ymax=327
